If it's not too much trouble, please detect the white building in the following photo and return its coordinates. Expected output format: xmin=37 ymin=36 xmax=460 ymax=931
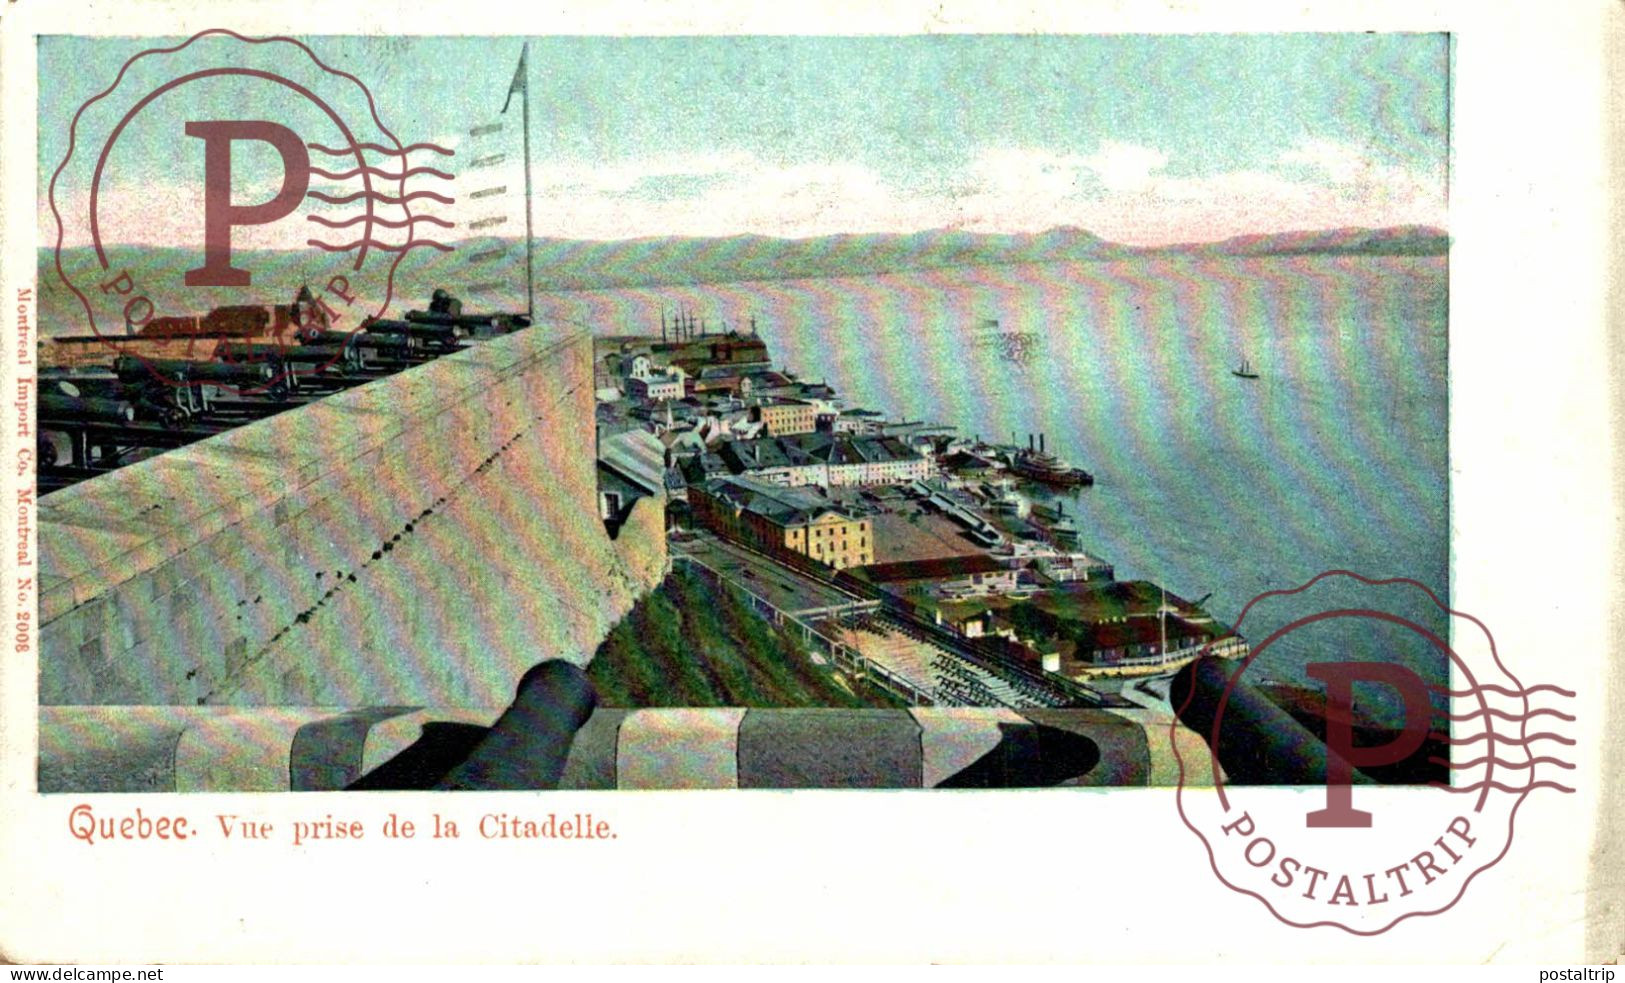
xmin=625 ymin=356 xmax=686 ymax=401
xmin=820 ymin=436 xmax=937 ymax=487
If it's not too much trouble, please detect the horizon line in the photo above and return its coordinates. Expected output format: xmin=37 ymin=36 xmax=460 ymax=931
xmin=45 ymin=222 xmax=1451 ymax=254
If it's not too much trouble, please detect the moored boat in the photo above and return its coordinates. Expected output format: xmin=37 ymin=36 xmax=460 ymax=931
xmin=1007 ymin=432 xmax=1094 ymax=487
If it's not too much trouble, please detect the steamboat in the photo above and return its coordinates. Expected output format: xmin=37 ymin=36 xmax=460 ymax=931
xmin=1006 ymin=432 xmax=1094 ymax=487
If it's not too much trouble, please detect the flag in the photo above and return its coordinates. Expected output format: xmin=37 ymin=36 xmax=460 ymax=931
xmin=500 ymin=43 xmax=528 ymax=114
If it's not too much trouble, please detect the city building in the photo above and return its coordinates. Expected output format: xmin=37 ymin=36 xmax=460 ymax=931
xmin=716 ymin=433 xmax=935 ymax=488
xmin=754 ymin=398 xmax=821 ymax=436
xmin=1064 ymin=615 xmax=1219 ymax=671
xmin=855 ymin=554 xmax=1019 ymax=599
xmin=691 ymin=374 xmax=754 ymax=398
xmin=666 ymin=334 xmax=772 ymax=376
xmin=624 ymin=355 xmax=687 ymax=402
xmin=662 ymin=465 xmax=688 ymax=503
xmin=690 ymin=476 xmax=874 ymax=570
xmin=1033 ymin=553 xmax=1115 ymax=583
xmin=822 ymin=408 xmax=884 ymax=435
xmin=680 ymin=451 xmax=733 ymax=488
xmin=596 ymin=429 xmax=667 ymax=535
xmin=803 ymin=434 xmax=935 ymax=486
xmin=719 ymin=438 xmax=827 ymax=487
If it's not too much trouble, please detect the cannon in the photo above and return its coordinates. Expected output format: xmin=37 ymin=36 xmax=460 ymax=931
xmin=363 ymin=317 xmax=463 ymax=343
xmin=113 ymin=356 xmax=290 ymax=405
xmin=294 ymin=329 xmax=368 ymax=351
xmin=62 ymin=365 xmax=203 ymax=427
xmin=406 ymin=289 xmax=530 ymax=335
xmin=1171 ymin=655 xmax=1371 ymax=786
xmin=215 ymin=341 xmax=363 ymax=372
xmin=404 ymin=309 xmax=499 ymax=329
xmin=431 ymin=661 xmax=597 ymax=791
xmin=349 ymin=331 xmax=420 ymax=353
xmin=114 ymin=356 xmax=275 ymax=385
xmin=405 ymin=310 xmax=529 ymax=335
xmin=318 ymin=329 xmax=429 ymax=356
xmin=39 ymin=393 xmax=136 ymax=425
xmin=38 ymin=287 xmax=507 ymax=493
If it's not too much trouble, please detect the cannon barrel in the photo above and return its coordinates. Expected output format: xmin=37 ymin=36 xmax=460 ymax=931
xmin=215 ymin=342 xmax=360 ymax=367
xmin=1170 ymin=655 xmax=1371 ymax=787
xmin=404 ymin=310 xmax=499 ymax=328
xmin=43 ymin=375 xmax=127 ymax=399
xmin=407 ymin=310 xmax=529 ymax=333
xmin=39 ymin=393 xmax=136 ymax=425
xmin=365 ymin=318 xmax=461 ymax=341
xmin=114 ymin=356 xmax=275 ymax=384
xmin=349 ymin=331 xmax=418 ymax=352
xmin=295 ymin=329 xmax=367 ymax=350
xmin=431 ymin=661 xmax=597 ymax=791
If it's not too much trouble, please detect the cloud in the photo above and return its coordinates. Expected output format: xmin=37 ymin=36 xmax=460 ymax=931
xmin=1276 ymin=137 xmax=1443 ymax=208
xmin=531 ymin=152 xmax=756 ymax=196
xmin=967 ymin=148 xmax=1089 ymax=199
xmin=1084 ymin=141 xmax=1170 ymax=193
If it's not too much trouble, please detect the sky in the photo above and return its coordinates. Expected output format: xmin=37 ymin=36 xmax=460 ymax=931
xmin=38 ymin=33 xmax=1449 ymax=248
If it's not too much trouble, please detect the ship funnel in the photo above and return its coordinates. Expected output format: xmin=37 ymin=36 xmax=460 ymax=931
xmin=1028 ymin=433 xmax=1035 ymax=452
xmin=1040 ymin=433 xmax=1046 ymax=454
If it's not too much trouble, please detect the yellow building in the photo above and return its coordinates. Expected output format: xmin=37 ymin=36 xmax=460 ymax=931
xmin=690 ymin=476 xmax=874 ymax=570
xmin=754 ymin=399 xmax=821 ymax=437
xmin=782 ymin=510 xmax=873 ymax=569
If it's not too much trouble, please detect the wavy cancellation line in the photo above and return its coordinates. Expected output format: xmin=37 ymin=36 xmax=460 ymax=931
xmin=308 ymin=165 xmax=455 ymax=182
xmin=305 ymin=141 xmax=456 ymax=157
xmin=1426 ymin=683 xmax=1577 ymax=699
xmin=306 ymin=238 xmax=454 ymax=254
xmin=1428 ymin=755 xmax=1577 ymax=770
xmin=307 ymin=190 xmax=456 ymax=206
xmin=1427 ymin=730 xmax=1576 ymax=747
xmin=306 ymin=214 xmax=455 ymax=230
xmin=1441 ymin=706 xmax=1577 ymax=724
xmin=1428 ymin=780 xmax=1577 ymax=794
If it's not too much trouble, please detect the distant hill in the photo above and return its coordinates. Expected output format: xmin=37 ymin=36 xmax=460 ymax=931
xmin=528 ymin=225 xmax=1140 ymax=286
xmin=40 ymin=226 xmax=1129 ymax=303
xmin=37 ymin=224 xmax=1446 ymax=332
xmin=1163 ymin=225 xmax=1450 ymax=258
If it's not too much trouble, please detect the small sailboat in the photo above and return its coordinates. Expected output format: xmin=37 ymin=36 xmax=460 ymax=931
xmin=1232 ymin=356 xmax=1259 ymax=380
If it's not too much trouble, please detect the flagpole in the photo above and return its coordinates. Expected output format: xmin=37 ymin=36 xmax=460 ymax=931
xmin=519 ymin=42 xmax=535 ymax=324
xmin=1159 ymin=585 xmax=1168 ymax=666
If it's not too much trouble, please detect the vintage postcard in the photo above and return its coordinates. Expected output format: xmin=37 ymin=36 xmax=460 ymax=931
xmin=0 ymin=0 xmax=1616 ymax=965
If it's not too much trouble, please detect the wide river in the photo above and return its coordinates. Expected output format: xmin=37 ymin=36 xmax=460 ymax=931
xmin=551 ymin=254 xmax=1450 ymax=711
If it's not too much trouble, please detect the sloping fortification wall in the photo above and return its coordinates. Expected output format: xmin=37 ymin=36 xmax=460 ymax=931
xmin=39 ymin=327 xmax=666 ymax=708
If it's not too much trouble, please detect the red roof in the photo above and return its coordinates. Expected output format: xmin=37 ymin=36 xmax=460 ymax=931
xmin=1070 ymin=615 xmax=1215 ymax=649
xmin=859 ymin=554 xmax=1010 ymax=582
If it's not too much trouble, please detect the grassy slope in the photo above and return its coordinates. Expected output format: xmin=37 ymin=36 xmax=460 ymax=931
xmin=587 ymin=567 xmax=903 ymax=708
